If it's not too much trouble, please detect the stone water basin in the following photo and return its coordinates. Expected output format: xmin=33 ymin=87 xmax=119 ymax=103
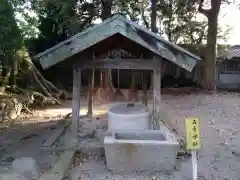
xmin=104 ymin=130 xmax=179 ymax=172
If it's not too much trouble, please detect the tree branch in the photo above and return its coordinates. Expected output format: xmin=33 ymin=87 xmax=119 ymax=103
xmin=198 ymin=0 xmax=210 ymax=17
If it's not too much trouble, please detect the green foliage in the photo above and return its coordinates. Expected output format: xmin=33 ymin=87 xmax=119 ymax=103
xmin=157 ymin=0 xmax=208 ymax=43
xmin=11 ymin=0 xmax=233 ymax=56
xmin=114 ymin=0 xmax=143 ymax=21
xmin=0 ymin=0 xmax=22 ymax=59
xmin=14 ymin=1 xmax=40 ymax=39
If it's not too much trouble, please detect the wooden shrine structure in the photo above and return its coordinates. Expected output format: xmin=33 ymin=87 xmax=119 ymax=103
xmin=36 ymin=14 xmax=201 ymax=143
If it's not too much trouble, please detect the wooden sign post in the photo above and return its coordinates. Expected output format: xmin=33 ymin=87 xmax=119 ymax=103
xmin=185 ymin=117 xmax=201 ymax=180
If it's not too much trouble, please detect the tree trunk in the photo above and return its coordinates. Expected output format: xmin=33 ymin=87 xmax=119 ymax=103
xmin=31 ymin=68 xmax=51 ymax=97
xmin=167 ymin=0 xmax=173 ymax=42
xmin=0 ymin=57 xmax=11 ymax=86
xmin=32 ymin=65 xmax=59 ymax=93
xmin=101 ymin=0 xmax=113 ymax=20
xmin=9 ymin=59 xmax=18 ymax=86
xmin=151 ymin=0 xmax=158 ymax=33
xmin=149 ymin=0 xmax=158 ymax=90
xmin=100 ymin=0 xmax=114 ymax=99
xmin=202 ymin=0 xmax=221 ymax=91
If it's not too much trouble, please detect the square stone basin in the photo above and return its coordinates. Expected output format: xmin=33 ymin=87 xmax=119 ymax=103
xmin=104 ymin=130 xmax=179 ymax=172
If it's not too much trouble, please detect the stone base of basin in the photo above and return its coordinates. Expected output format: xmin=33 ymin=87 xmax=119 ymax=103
xmin=104 ymin=130 xmax=179 ymax=172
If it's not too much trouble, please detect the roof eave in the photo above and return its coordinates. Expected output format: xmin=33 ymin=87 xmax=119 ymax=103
xmin=35 ymin=14 xmax=122 ymax=59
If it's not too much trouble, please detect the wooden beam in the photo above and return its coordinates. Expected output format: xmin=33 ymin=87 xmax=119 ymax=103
xmin=72 ymin=65 xmax=81 ymax=139
xmin=80 ymin=58 xmax=157 ymax=69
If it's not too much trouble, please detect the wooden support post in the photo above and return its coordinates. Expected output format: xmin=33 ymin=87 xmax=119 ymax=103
xmin=130 ymin=70 xmax=136 ymax=102
xmin=87 ymin=69 xmax=93 ymax=116
xmin=72 ymin=65 xmax=81 ymax=140
xmin=92 ymin=68 xmax=95 ymax=101
xmin=100 ymin=70 xmax=103 ymax=88
xmin=92 ymin=68 xmax=95 ymax=90
xmin=141 ymin=71 xmax=148 ymax=106
xmin=104 ymin=69 xmax=108 ymax=88
xmin=117 ymin=69 xmax=120 ymax=91
xmin=153 ymin=57 xmax=161 ymax=129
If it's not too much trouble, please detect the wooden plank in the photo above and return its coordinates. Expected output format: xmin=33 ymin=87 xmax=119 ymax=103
xmin=38 ymin=150 xmax=75 ymax=180
xmin=42 ymin=121 xmax=70 ymax=147
xmin=72 ymin=65 xmax=81 ymax=138
xmin=158 ymin=110 xmax=186 ymax=148
xmin=80 ymin=58 xmax=157 ymax=69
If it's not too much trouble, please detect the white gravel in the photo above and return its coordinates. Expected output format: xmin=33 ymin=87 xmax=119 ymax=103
xmin=67 ymin=92 xmax=240 ymax=180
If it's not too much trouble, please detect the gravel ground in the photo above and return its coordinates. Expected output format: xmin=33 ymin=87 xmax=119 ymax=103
xmin=67 ymin=92 xmax=240 ymax=180
xmin=160 ymin=92 xmax=240 ymax=180
xmin=2 ymin=92 xmax=240 ymax=179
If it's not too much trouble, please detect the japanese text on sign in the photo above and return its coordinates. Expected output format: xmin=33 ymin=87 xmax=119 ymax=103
xmin=185 ymin=117 xmax=201 ymax=150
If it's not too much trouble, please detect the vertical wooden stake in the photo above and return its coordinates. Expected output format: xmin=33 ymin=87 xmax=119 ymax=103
xmin=192 ymin=150 xmax=198 ymax=180
xmin=72 ymin=65 xmax=81 ymax=139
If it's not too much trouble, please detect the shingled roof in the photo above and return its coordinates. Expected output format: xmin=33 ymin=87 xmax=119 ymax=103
xmin=36 ymin=14 xmax=201 ymax=71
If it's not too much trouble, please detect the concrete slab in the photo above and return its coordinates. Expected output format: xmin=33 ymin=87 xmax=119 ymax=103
xmin=104 ymin=130 xmax=179 ymax=172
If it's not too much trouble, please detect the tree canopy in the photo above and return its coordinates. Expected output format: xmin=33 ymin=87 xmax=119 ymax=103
xmin=13 ymin=0 xmax=233 ymax=54
xmin=0 ymin=0 xmax=238 ymax=91
xmin=0 ymin=0 xmax=22 ymax=60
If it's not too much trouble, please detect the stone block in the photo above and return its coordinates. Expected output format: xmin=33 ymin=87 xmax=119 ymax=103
xmin=0 ymin=172 xmax=26 ymax=180
xmin=104 ymin=130 xmax=179 ymax=172
xmin=12 ymin=157 xmax=39 ymax=179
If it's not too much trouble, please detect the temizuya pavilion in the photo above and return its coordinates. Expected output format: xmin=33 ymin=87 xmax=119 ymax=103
xmin=36 ymin=14 xmax=201 ymax=145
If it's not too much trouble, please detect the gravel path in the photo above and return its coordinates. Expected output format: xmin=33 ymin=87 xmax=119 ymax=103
xmin=160 ymin=92 xmax=240 ymax=180
xmin=68 ymin=92 xmax=240 ymax=180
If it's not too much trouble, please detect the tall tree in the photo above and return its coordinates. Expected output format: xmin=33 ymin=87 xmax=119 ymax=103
xmin=0 ymin=0 xmax=23 ymax=86
xmin=188 ymin=0 xmax=222 ymax=90
xmin=151 ymin=0 xmax=158 ymax=33
xmin=101 ymin=0 xmax=113 ymax=20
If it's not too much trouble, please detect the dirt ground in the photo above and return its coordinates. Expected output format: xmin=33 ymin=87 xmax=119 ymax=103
xmin=1 ymin=92 xmax=240 ymax=180
xmin=0 ymin=109 xmax=68 ymax=175
xmin=0 ymin=99 xmax=108 ymax=177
